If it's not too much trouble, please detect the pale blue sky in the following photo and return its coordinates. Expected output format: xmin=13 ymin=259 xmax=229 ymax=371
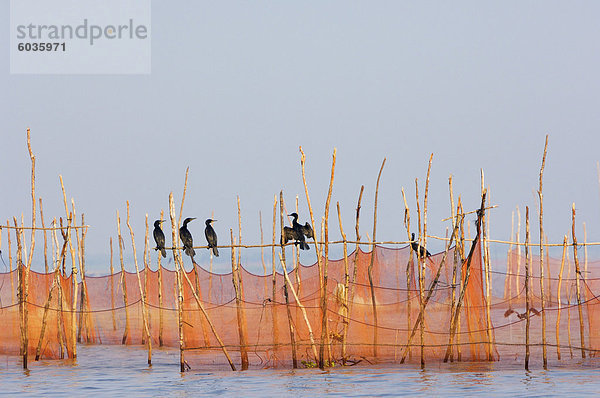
xmin=2 ymin=2 xmax=600 ymax=274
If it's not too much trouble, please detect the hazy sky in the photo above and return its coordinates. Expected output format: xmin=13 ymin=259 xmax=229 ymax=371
xmin=2 ymin=2 xmax=600 ymax=274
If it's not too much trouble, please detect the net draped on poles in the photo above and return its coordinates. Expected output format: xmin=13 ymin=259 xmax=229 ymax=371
xmin=4 ymin=236 xmax=600 ymax=367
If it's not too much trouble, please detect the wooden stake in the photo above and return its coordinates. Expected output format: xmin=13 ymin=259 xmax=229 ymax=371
xmin=538 ymin=134 xmax=548 ymax=369
xmin=110 ymin=237 xmax=116 ymax=331
xmin=525 ymin=206 xmax=531 ymax=370
xmin=401 ymin=187 xmax=413 ymax=361
xmin=231 ymin=232 xmax=249 ymax=370
xmin=279 ymin=253 xmax=319 ymax=362
xmin=280 ymin=191 xmax=298 ymax=368
xmin=572 ymin=203 xmax=586 ymax=358
xmin=566 ymin=249 xmax=574 ymax=358
xmin=443 ymin=191 xmax=486 ymax=362
xmin=367 ymin=158 xmax=386 ymax=361
xmin=117 ymin=210 xmax=130 ymax=345
xmin=349 ymin=186 xmax=364 ymax=308
xmin=401 ymin=214 xmax=461 ymax=363
xmin=337 ymin=202 xmax=350 ymax=364
xmin=556 ymin=235 xmax=567 ymax=360
xmin=7 ymin=220 xmax=14 ymax=305
xmin=15 ymin=220 xmax=28 ymax=368
xmin=169 ymin=193 xmax=236 ymax=371
xmin=158 ymin=210 xmax=165 ymax=347
xmin=480 ymin=172 xmax=493 ymax=361
xmin=39 ymin=198 xmax=48 ymax=274
xmin=318 ymin=148 xmax=336 ymax=369
xmin=126 ymin=202 xmax=152 ymax=365
xmin=271 ymin=195 xmax=279 ymax=360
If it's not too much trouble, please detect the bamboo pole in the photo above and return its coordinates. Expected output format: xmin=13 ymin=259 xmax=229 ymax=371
xmin=110 ymin=237 xmax=116 ymax=331
xmin=231 ymin=232 xmax=249 ymax=370
xmin=158 ymin=210 xmax=165 ymax=347
xmin=237 ymin=196 xmax=243 ymax=268
xmin=538 ymin=135 xmax=548 ymax=369
xmin=584 ymin=222 xmax=588 ymax=303
xmin=367 ymin=158 xmax=386 ymax=361
xmin=318 ymin=148 xmax=336 ymax=369
xmin=81 ymin=213 xmax=92 ymax=343
xmin=572 ymin=203 xmax=586 ymax=358
xmin=39 ymin=198 xmax=48 ymax=274
xmin=443 ymin=191 xmax=486 ymax=362
xmin=401 ymin=187 xmax=413 ymax=361
xmin=516 ymin=207 xmax=522 ymax=301
xmin=337 ymin=202 xmax=350 ymax=364
xmin=26 ymin=128 xmax=36 ymax=273
xmin=116 ymin=210 xmax=130 ymax=344
xmin=525 ymin=207 xmax=531 ymax=370
xmin=280 ymin=190 xmax=298 ymax=368
xmin=556 ymin=235 xmax=567 ymax=360
xmin=178 ymin=166 xmax=189 ymax=228
xmin=169 ymin=193 xmax=236 ymax=371
xmin=566 ymin=249 xmax=574 ymax=358
xmin=52 ymin=218 xmax=67 ymax=358
xmin=126 ymin=202 xmax=152 ymax=365
xmin=279 ymin=253 xmax=319 ymax=362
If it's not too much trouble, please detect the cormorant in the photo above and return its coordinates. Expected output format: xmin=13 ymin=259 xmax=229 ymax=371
xmin=153 ymin=219 xmax=167 ymax=258
xmin=411 ymin=232 xmax=431 ymax=258
xmin=289 ymin=212 xmax=311 ymax=250
xmin=204 ymin=219 xmax=219 ymax=257
xmin=180 ymin=217 xmax=196 ymax=258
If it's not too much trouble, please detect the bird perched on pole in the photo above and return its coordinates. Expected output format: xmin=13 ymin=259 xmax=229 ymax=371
xmin=204 ymin=219 xmax=219 ymax=257
xmin=153 ymin=219 xmax=167 ymax=258
xmin=179 ymin=217 xmax=196 ymax=258
xmin=411 ymin=232 xmax=431 ymax=258
xmin=282 ymin=212 xmax=312 ymax=250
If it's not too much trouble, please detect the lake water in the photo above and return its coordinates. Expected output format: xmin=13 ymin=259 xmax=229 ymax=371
xmin=1 ymin=345 xmax=600 ymax=397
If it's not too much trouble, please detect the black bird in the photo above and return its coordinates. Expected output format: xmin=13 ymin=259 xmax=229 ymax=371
xmin=204 ymin=219 xmax=219 ymax=257
xmin=290 ymin=212 xmax=311 ymax=250
xmin=180 ymin=217 xmax=196 ymax=258
xmin=411 ymin=232 xmax=431 ymax=258
xmin=153 ymin=220 xmax=167 ymax=258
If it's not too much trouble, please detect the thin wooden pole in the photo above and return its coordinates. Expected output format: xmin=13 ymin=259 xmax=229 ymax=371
xmin=7 ymin=220 xmax=14 ymax=305
xmin=177 ymin=166 xmax=189 ymax=228
xmin=279 ymin=253 xmax=319 ymax=362
xmin=59 ymin=176 xmax=78 ymax=359
xmin=26 ymin=128 xmax=36 ymax=273
xmin=538 ymin=134 xmax=548 ymax=369
xmin=299 ymin=147 xmax=324 ymax=303
xmin=414 ymin=178 xmax=424 ymax=366
xmin=401 ymin=215 xmax=460 ymax=363
xmin=169 ymin=193 xmax=236 ymax=371
xmin=158 ymin=210 xmax=165 ymax=347
xmin=367 ymin=158 xmax=386 ymax=361
xmin=271 ymin=195 xmax=279 ymax=360
xmin=443 ymin=191 xmax=486 ymax=362
xmin=126 ymin=202 xmax=152 ymax=365
xmin=317 ymin=148 xmax=336 ymax=369
xmin=556 ymin=235 xmax=568 ymax=360
xmin=572 ymin=203 xmax=586 ymax=358
xmin=505 ymin=210 xmax=514 ymax=302
xmin=117 ymin=210 xmax=130 ymax=345
xmin=516 ymin=207 xmax=522 ymax=301
xmin=142 ymin=214 xmax=149 ymax=345
xmin=260 ymin=211 xmax=266 ymax=276
xmin=15 ymin=221 xmax=27 ymax=368
xmin=110 ymin=237 xmax=116 ymax=331
xmin=525 ymin=207 xmax=531 ymax=371
xmin=337 ymin=202 xmax=350 ymax=364
xmin=401 ymin=187 xmax=413 ymax=361
xmin=39 ymin=198 xmax=48 ymax=274
xmin=231 ymin=231 xmax=249 ymax=370
xmin=566 ymin=249 xmax=574 ymax=358
xmin=419 ymin=154 xmax=433 ymax=368
xmin=280 ymin=191 xmax=298 ymax=368
xmin=349 ymin=186 xmax=364 ymax=306
xmin=480 ymin=173 xmax=493 ymax=361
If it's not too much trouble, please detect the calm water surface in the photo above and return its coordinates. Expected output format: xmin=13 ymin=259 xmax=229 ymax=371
xmin=1 ymin=345 xmax=600 ymax=397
